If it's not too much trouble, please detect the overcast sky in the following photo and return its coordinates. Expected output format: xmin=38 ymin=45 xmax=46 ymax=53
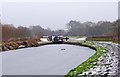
xmin=1 ymin=1 xmax=118 ymax=30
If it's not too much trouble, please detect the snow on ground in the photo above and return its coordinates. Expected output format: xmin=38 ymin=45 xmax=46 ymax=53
xmin=38 ymin=38 xmax=49 ymax=44
xmin=79 ymin=41 xmax=119 ymax=75
xmin=2 ymin=44 xmax=95 ymax=75
xmin=76 ymin=37 xmax=86 ymax=41
xmin=39 ymin=37 xmax=86 ymax=43
xmin=68 ymin=37 xmax=86 ymax=42
xmin=40 ymin=38 xmax=48 ymax=42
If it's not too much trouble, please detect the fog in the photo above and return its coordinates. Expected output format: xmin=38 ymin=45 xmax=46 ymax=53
xmin=2 ymin=2 xmax=118 ymax=30
xmin=118 ymin=1 xmax=120 ymax=19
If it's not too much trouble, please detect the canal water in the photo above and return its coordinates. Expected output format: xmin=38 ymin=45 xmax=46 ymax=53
xmin=2 ymin=44 xmax=96 ymax=75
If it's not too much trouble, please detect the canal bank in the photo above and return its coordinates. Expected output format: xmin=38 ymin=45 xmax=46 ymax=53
xmin=66 ymin=41 xmax=119 ymax=76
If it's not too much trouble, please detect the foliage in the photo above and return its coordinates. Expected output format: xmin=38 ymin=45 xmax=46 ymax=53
xmin=112 ymin=19 xmax=120 ymax=41
xmin=66 ymin=20 xmax=113 ymax=36
xmin=1 ymin=19 xmax=119 ymax=41
xmin=1 ymin=24 xmax=31 ymax=41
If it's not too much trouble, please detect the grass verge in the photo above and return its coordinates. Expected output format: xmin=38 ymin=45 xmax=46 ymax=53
xmin=65 ymin=41 xmax=107 ymax=77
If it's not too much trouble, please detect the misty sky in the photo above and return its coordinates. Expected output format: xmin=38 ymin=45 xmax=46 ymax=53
xmin=118 ymin=1 xmax=120 ymax=19
xmin=2 ymin=2 xmax=118 ymax=30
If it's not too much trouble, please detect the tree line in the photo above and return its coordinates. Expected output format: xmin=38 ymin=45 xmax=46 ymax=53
xmin=1 ymin=19 xmax=119 ymax=41
xmin=1 ymin=24 xmax=67 ymax=41
xmin=66 ymin=20 xmax=114 ymax=36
